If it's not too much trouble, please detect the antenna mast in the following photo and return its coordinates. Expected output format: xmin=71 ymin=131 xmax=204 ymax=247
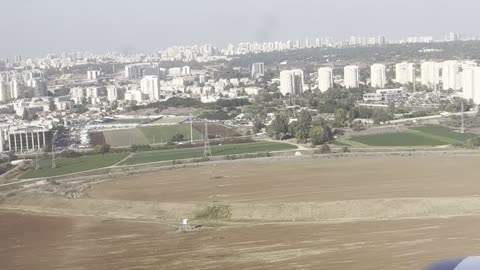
xmin=203 ymin=121 xmax=211 ymax=157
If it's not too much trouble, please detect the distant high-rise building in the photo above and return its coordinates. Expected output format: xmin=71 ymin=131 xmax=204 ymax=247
xmin=181 ymin=66 xmax=191 ymax=76
xmin=344 ymin=65 xmax=359 ymax=89
xmin=421 ymin=61 xmax=441 ymax=88
xmin=370 ymin=64 xmax=386 ymax=88
xmin=140 ymin=75 xmax=160 ymax=100
xmin=317 ymin=67 xmax=333 ymax=92
xmin=9 ymin=78 xmax=23 ymax=99
xmin=442 ymin=60 xmax=461 ymax=90
xmin=251 ymin=62 xmax=265 ymax=79
xmin=87 ymin=70 xmax=101 ymax=80
xmin=0 ymin=79 xmax=10 ymax=102
xmin=395 ymin=62 xmax=415 ymax=84
xmin=14 ymin=55 xmax=22 ymax=64
xmin=107 ymin=85 xmax=123 ymax=102
xmin=462 ymin=66 xmax=480 ymax=104
xmin=280 ymin=69 xmax=304 ymax=96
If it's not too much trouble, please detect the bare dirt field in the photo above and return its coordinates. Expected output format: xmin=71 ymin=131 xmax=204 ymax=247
xmin=3 ymin=154 xmax=480 ymax=270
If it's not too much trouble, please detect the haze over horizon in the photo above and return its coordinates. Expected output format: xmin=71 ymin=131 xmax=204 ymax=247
xmin=1 ymin=0 xmax=478 ymax=59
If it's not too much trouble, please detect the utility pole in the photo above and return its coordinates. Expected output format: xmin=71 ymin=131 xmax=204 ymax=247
xmin=189 ymin=114 xmax=194 ymax=144
xmin=203 ymin=121 xmax=211 ymax=157
xmin=461 ymin=101 xmax=465 ymax=134
xmin=51 ymin=131 xmax=56 ymax=169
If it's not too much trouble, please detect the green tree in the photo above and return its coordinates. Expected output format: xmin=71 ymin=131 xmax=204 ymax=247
xmin=252 ymin=118 xmax=266 ymax=134
xmin=95 ymin=144 xmax=111 ymax=155
xmin=334 ymin=108 xmax=347 ymax=127
xmin=267 ymin=114 xmax=289 ymax=140
xmin=309 ymin=125 xmax=331 ymax=146
xmin=295 ymin=110 xmax=312 ymax=143
xmin=171 ymin=133 xmax=185 ymax=142
xmin=49 ymin=99 xmax=56 ymax=111
xmin=22 ymin=108 xmax=29 ymax=120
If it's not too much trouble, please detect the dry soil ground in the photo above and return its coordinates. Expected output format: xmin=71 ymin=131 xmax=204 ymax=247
xmin=3 ymin=154 xmax=480 ymax=270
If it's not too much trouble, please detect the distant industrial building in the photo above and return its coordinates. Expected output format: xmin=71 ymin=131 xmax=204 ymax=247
xmin=363 ymin=88 xmax=405 ymax=102
xmin=280 ymin=69 xmax=304 ymax=95
xmin=317 ymin=67 xmax=333 ymax=92
xmin=344 ymin=65 xmax=359 ymax=89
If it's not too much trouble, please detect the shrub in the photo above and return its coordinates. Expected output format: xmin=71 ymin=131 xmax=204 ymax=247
xmin=194 ymin=205 xmax=232 ymax=220
xmin=314 ymin=144 xmax=331 ymax=154
xmin=340 ymin=147 xmax=351 ymax=153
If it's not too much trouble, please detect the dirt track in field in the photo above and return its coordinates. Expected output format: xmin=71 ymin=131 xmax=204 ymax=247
xmin=3 ymin=154 xmax=480 ymax=270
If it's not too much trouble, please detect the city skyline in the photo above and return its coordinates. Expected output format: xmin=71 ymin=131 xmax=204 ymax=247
xmin=2 ymin=0 xmax=480 ymax=58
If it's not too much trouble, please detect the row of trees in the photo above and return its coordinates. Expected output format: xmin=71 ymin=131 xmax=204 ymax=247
xmin=267 ymin=111 xmax=335 ymax=146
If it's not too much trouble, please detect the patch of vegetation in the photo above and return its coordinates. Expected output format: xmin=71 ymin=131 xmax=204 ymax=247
xmin=194 ymin=205 xmax=232 ymax=220
xmin=350 ymin=132 xmax=446 ymax=146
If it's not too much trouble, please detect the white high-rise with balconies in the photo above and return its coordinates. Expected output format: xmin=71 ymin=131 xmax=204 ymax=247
xmin=251 ymin=62 xmax=265 ymax=79
xmin=318 ymin=67 xmax=333 ymax=92
xmin=370 ymin=64 xmax=386 ymax=88
xmin=442 ymin=60 xmax=461 ymax=90
xmin=280 ymin=69 xmax=304 ymax=95
xmin=107 ymin=86 xmax=118 ymax=102
xmin=421 ymin=61 xmax=441 ymax=88
xmin=140 ymin=75 xmax=160 ymax=100
xmin=395 ymin=62 xmax=415 ymax=84
xmin=344 ymin=65 xmax=359 ymax=89
xmin=462 ymin=66 xmax=480 ymax=104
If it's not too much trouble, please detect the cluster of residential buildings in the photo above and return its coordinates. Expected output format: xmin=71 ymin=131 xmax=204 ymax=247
xmin=0 ymin=70 xmax=47 ymax=102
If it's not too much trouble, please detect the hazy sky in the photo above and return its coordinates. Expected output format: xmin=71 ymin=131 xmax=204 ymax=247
xmin=1 ymin=0 xmax=478 ymax=58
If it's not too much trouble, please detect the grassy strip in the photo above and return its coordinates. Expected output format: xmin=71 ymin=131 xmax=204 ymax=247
xmin=20 ymin=153 xmax=128 ymax=179
xmin=122 ymin=142 xmax=297 ymax=165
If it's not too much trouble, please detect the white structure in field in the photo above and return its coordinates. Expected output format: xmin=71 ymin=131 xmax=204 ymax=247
xmin=251 ymin=62 xmax=265 ymax=79
xmin=140 ymin=75 xmax=160 ymax=100
xmin=395 ymin=62 xmax=415 ymax=84
xmin=442 ymin=60 xmax=461 ymax=90
xmin=344 ymin=65 xmax=359 ymax=89
xmin=317 ymin=67 xmax=333 ymax=92
xmin=421 ymin=61 xmax=441 ymax=88
xmin=280 ymin=69 xmax=304 ymax=95
xmin=462 ymin=66 xmax=480 ymax=104
xmin=370 ymin=63 xmax=386 ymax=88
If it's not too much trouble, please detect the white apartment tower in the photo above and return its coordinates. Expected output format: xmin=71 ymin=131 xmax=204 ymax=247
xmin=442 ymin=60 xmax=461 ymax=90
xmin=280 ymin=69 xmax=304 ymax=96
xmin=0 ymin=79 xmax=9 ymax=102
xmin=107 ymin=86 xmax=118 ymax=102
xmin=421 ymin=61 xmax=441 ymax=88
xmin=251 ymin=62 xmax=265 ymax=79
xmin=318 ymin=67 xmax=333 ymax=92
xmin=140 ymin=75 xmax=161 ymax=100
xmin=370 ymin=63 xmax=386 ymax=88
xmin=344 ymin=65 xmax=359 ymax=89
xmin=462 ymin=67 xmax=480 ymax=104
xmin=395 ymin=62 xmax=415 ymax=84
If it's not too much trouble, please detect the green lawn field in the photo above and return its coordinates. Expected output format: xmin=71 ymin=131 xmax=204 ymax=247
xmin=20 ymin=153 xmax=128 ymax=179
xmin=349 ymin=125 xmax=479 ymax=147
xmin=121 ymin=142 xmax=297 ymax=165
xmin=141 ymin=125 xmax=202 ymax=144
